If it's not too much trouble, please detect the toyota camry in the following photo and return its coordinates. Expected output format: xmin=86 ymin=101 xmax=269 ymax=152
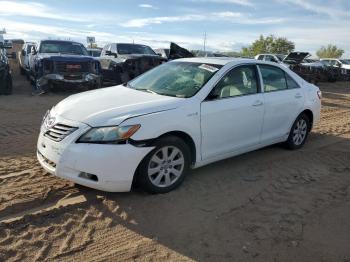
xmin=37 ymin=57 xmax=321 ymax=193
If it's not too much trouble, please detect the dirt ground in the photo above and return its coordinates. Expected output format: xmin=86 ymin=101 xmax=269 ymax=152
xmin=0 ymin=76 xmax=350 ymax=262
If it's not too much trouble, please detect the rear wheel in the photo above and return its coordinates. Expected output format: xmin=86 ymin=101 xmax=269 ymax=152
xmin=285 ymin=114 xmax=310 ymax=150
xmin=137 ymin=136 xmax=191 ymax=194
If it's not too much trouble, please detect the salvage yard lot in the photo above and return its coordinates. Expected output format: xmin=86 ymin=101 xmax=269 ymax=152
xmin=1 ymin=77 xmax=350 ymax=261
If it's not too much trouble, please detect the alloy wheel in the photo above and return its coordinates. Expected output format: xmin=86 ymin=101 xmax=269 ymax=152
xmin=148 ymin=146 xmax=185 ymax=188
xmin=293 ymin=118 xmax=307 ymax=146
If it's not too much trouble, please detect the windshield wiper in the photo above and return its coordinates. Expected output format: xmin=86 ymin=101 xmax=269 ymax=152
xmin=137 ymin=88 xmax=158 ymax=95
xmin=123 ymin=82 xmax=134 ymax=89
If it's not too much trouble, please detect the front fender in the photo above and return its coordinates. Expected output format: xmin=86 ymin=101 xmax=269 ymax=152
xmin=122 ymin=104 xmax=202 ymax=162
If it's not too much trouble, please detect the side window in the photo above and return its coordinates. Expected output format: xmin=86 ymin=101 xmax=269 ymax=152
xmin=286 ymin=74 xmax=299 ymax=89
xmin=259 ymin=65 xmax=287 ymax=92
xmin=212 ymin=65 xmax=259 ymax=99
xmin=264 ymin=55 xmax=273 ymax=62
xmin=257 ymin=55 xmax=264 ymax=60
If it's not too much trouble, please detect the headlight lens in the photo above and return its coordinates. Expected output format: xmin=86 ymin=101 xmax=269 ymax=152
xmin=77 ymin=125 xmax=140 ymax=144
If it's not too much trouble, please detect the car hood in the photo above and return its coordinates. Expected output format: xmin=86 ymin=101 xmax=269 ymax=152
xmin=118 ymin=54 xmax=165 ymax=60
xmin=38 ymin=53 xmax=95 ymax=62
xmin=283 ymin=52 xmax=310 ymax=64
xmin=52 ymin=85 xmax=184 ymax=126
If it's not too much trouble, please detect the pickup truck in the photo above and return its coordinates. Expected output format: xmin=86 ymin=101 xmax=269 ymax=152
xmin=98 ymin=43 xmax=166 ymax=86
xmin=30 ymin=40 xmax=102 ymax=92
xmin=0 ymin=36 xmax=13 ymax=95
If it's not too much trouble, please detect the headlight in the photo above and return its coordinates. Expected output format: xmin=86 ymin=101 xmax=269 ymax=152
xmin=77 ymin=125 xmax=140 ymax=144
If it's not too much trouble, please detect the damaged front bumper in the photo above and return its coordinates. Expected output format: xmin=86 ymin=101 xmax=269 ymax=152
xmin=36 ymin=73 xmax=101 ymax=88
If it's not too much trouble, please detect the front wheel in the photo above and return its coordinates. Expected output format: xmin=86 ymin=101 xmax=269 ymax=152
xmin=137 ymin=136 xmax=191 ymax=194
xmin=285 ymin=114 xmax=310 ymax=150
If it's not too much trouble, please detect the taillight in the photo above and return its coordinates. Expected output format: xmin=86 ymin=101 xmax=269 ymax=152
xmin=317 ymin=90 xmax=322 ymax=99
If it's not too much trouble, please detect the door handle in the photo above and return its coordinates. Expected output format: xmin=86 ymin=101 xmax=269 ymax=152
xmin=295 ymin=93 xmax=303 ymax=99
xmin=252 ymin=100 xmax=263 ymax=106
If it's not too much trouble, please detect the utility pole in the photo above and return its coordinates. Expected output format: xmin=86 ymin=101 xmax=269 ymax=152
xmin=203 ymin=31 xmax=207 ymax=53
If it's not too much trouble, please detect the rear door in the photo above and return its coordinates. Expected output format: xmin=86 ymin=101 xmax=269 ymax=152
xmin=258 ymin=64 xmax=304 ymax=143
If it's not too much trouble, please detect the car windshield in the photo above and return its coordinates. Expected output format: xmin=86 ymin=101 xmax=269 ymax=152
xmin=117 ymin=44 xmax=156 ymax=55
xmin=129 ymin=61 xmax=222 ymax=98
xmin=39 ymin=41 xmax=88 ymax=55
xmin=340 ymin=59 xmax=350 ymax=64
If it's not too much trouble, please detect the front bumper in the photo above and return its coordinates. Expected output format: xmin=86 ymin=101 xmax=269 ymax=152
xmin=37 ymin=115 xmax=153 ymax=192
xmin=37 ymin=73 xmax=101 ymax=88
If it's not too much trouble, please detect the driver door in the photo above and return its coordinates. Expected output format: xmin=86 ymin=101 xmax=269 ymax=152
xmin=200 ymin=65 xmax=264 ymax=160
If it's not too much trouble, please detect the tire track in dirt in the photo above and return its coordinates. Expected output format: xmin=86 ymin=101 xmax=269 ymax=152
xmin=217 ymin=150 xmax=350 ymax=254
xmin=0 ymin=159 xmax=77 ymax=219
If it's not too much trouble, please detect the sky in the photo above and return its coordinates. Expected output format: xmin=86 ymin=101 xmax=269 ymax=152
xmin=0 ymin=0 xmax=349 ymax=56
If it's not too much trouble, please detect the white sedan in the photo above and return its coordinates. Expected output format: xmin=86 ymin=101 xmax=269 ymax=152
xmin=37 ymin=57 xmax=321 ymax=193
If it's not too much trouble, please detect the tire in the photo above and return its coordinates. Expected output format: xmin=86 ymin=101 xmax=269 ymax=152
xmin=136 ymin=136 xmax=191 ymax=194
xmin=285 ymin=113 xmax=310 ymax=150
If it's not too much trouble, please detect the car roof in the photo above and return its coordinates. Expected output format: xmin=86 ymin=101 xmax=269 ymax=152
xmin=174 ymin=57 xmax=256 ymax=66
xmin=40 ymin=39 xmax=83 ymax=45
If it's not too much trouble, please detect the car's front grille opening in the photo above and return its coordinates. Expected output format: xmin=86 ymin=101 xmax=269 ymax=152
xmin=55 ymin=61 xmax=90 ymax=73
xmin=44 ymin=123 xmax=77 ymax=142
xmin=38 ymin=151 xmax=56 ymax=168
xmin=79 ymin=172 xmax=98 ymax=182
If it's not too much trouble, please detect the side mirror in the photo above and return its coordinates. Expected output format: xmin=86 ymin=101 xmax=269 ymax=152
xmin=31 ymin=47 xmax=37 ymax=55
xmin=157 ymin=53 xmax=162 ymax=57
xmin=7 ymin=52 xmax=16 ymax=59
xmin=206 ymin=91 xmax=220 ymax=100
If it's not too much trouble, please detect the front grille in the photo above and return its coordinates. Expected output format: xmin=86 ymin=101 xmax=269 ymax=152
xmin=55 ymin=61 xmax=90 ymax=73
xmin=44 ymin=123 xmax=77 ymax=142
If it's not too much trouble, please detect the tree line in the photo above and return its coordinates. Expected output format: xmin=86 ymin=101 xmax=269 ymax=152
xmin=222 ymin=35 xmax=344 ymax=58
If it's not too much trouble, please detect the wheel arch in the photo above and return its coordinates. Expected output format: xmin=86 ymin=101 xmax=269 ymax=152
xmin=300 ymin=109 xmax=314 ymax=131
xmin=157 ymin=131 xmax=197 ymax=165
xmin=131 ymin=130 xmax=197 ymax=190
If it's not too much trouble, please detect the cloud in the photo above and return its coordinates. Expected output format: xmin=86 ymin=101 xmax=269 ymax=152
xmin=138 ymin=4 xmax=158 ymax=9
xmin=279 ymin=0 xmax=350 ymax=19
xmin=0 ymin=1 xmax=87 ymax=22
xmin=121 ymin=12 xmax=285 ymax=28
xmin=192 ymin=0 xmax=254 ymax=7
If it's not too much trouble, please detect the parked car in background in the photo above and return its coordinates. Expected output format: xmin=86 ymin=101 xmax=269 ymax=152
xmin=98 ymin=43 xmax=166 ymax=86
xmin=19 ymin=42 xmax=36 ymax=76
xmin=37 ymin=57 xmax=321 ymax=193
xmin=0 ymin=35 xmax=13 ymax=95
xmin=256 ymin=52 xmax=338 ymax=83
xmin=255 ymin=54 xmax=286 ymax=63
xmin=320 ymin=58 xmax=350 ymax=80
xmin=154 ymin=48 xmax=170 ymax=59
xmin=87 ymin=48 xmax=102 ymax=57
xmin=29 ymin=40 xmax=102 ymax=93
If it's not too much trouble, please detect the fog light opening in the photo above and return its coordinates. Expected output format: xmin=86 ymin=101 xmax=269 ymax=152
xmin=79 ymin=172 xmax=98 ymax=182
